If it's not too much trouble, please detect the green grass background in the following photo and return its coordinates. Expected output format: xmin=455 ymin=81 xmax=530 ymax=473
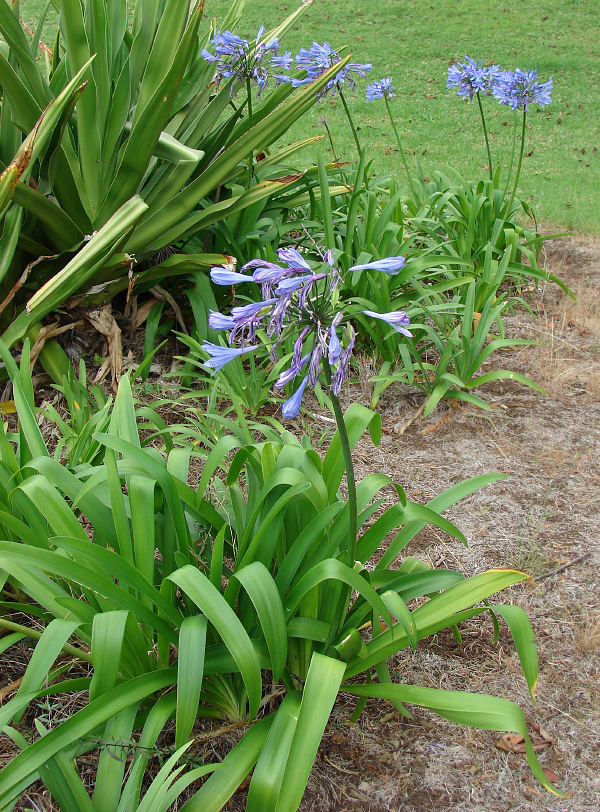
xmin=23 ymin=0 xmax=600 ymax=234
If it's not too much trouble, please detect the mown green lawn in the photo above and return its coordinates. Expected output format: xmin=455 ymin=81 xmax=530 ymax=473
xmin=23 ymin=0 xmax=600 ymax=234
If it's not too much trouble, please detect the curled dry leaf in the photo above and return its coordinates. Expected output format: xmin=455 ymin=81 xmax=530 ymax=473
xmin=85 ymin=305 xmax=122 ymax=392
xmin=496 ymin=732 xmax=528 ymax=753
xmin=542 ymin=767 xmax=559 ymax=784
xmin=496 ymin=725 xmax=553 ymax=754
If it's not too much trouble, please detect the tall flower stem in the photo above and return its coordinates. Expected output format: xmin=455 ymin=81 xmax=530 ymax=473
xmin=322 ymin=361 xmax=359 ymax=645
xmin=338 ymin=87 xmax=362 ymax=158
xmin=246 ymin=78 xmax=254 ymax=189
xmin=321 ymin=116 xmax=339 ymax=164
xmin=384 ymin=96 xmax=416 ymax=199
xmin=476 ymin=92 xmax=494 ymax=181
xmin=502 ymin=110 xmax=518 ymax=201
xmin=323 ymin=362 xmax=358 ymax=568
xmin=505 ymin=110 xmax=527 ymax=218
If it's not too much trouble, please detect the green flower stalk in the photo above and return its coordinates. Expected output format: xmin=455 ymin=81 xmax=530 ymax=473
xmin=365 ymin=78 xmax=416 ymax=199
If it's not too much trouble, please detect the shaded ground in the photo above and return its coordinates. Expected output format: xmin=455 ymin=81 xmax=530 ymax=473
xmin=1 ymin=238 xmax=599 ymax=811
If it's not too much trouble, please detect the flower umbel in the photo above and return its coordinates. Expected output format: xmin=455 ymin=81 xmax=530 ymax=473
xmin=492 ymin=69 xmax=552 ymax=111
xmin=205 ymin=248 xmax=411 ymax=417
xmin=447 ymin=56 xmax=500 ymax=101
xmin=201 ymin=27 xmax=282 ymax=95
xmin=365 ymin=77 xmax=394 ymax=101
xmin=277 ymin=41 xmax=371 ymax=98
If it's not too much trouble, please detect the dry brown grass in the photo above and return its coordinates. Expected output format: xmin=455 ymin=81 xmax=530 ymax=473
xmin=574 ymin=612 xmax=600 ymax=656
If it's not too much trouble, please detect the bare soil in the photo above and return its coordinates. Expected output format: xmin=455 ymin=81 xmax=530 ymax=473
xmin=1 ymin=237 xmax=599 ymax=812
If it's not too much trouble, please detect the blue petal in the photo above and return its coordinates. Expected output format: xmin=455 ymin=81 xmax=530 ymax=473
xmin=282 ymin=375 xmax=309 ymax=418
xmin=349 ymin=256 xmax=405 ymax=274
xmin=210 ymin=267 xmax=253 ymax=285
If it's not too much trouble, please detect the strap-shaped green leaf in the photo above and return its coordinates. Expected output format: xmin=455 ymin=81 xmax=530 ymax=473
xmin=492 ymin=604 xmax=538 ymax=701
xmin=93 ymin=704 xmax=139 ymax=812
xmin=0 ymin=669 xmax=177 ymax=810
xmin=345 ymin=569 xmax=527 ymax=677
xmin=322 ymin=404 xmax=381 ymax=500
xmin=232 ymin=562 xmax=287 ymax=680
xmin=13 ymin=619 xmax=80 ymax=722
xmin=18 ymin=476 xmax=88 ymax=540
xmin=275 ymin=653 xmax=346 ymax=812
xmin=380 ymin=590 xmax=417 ymax=650
xmin=167 ymin=565 xmax=262 ymax=720
xmin=343 ymin=682 xmax=561 ymax=796
xmin=89 ymin=610 xmax=128 ymax=702
xmin=129 ymin=474 xmax=157 ymax=599
xmin=246 ymin=691 xmax=302 ymax=811
xmin=175 ymin=615 xmax=208 ymax=749
xmin=377 ymin=472 xmax=506 ymax=569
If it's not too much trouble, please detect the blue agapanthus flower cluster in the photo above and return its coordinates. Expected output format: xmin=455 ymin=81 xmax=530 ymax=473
xmin=277 ymin=41 xmax=372 ymax=98
xmin=492 ymin=69 xmax=553 ymax=111
xmin=447 ymin=57 xmax=552 ymax=110
xmin=201 ymin=26 xmax=292 ymax=95
xmin=447 ymin=56 xmax=501 ymax=100
xmin=365 ymin=77 xmax=394 ymax=101
xmin=202 ymin=249 xmax=411 ymax=417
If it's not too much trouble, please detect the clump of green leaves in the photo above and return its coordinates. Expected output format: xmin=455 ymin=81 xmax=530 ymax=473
xmin=0 ymin=343 xmax=561 ymax=809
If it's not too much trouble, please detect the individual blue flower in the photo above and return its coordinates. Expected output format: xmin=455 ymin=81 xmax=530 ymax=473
xmin=492 ymin=69 xmax=552 ymax=111
xmin=210 ymin=267 xmax=251 ymax=285
xmin=201 ymin=341 xmax=258 ymax=372
xmin=307 ymin=340 xmax=325 ymax=387
xmin=328 ymin=324 xmax=341 ymax=364
xmin=365 ymin=77 xmax=394 ymax=101
xmin=331 ymin=326 xmax=356 ymax=395
xmin=447 ymin=56 xmax=500 ymax=101
xmin=363 ymin=309 xmax=412 ymax=337
xmin=271 ymin=50 xmax=293 ymax=71
xmin=282 ymin=375 xmax=310 ymax=418
xmin=231 ymin=299 xmax=276 ymax=320
xmin=275 ymin=275 xmax=312 ymax=295
xmin=349 ymin=256 xmax=405 ymax=274
xmin=277 ymin=246 xmax=312 ymax=270
xmin=275 ymin=328 xmax=310 ymax=388
xmin=208 ymin=311 xmax=236 ymax=330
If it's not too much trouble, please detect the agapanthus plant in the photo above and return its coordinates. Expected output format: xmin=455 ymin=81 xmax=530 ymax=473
xmin=492 ymin=69 xmax=553 ymax=212
xmin=203 ymin=246 xmax=409 ymax=569
xmin=447 ymin=57 xmax=552 ymax=209
xmin=447 ymin=56 xmax=501 ymax=180
xmin=202 ymin=26 xmax=293 ymax=186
